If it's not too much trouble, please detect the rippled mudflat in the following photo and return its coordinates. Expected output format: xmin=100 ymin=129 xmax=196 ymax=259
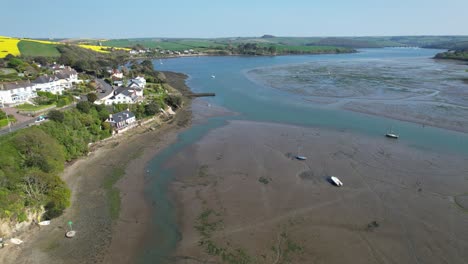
xmin=248 ymin=55 xmax=468 ymax=133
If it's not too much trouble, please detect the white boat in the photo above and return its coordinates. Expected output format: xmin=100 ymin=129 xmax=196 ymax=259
xmin=38 ymin=220 xmax=51 ymax=226
xmin=295 ymin=146 xmax=307 ymax=160
xmin=10 ymin=238 xmax=23 ymax=245
xmin=330 ymin=176 xmax=343 ymax=187
xmin=385 ymin=126 xmax=399 ymax=139
xmin=211 ymin=75 xmax=216 ymax=79
xmin=385 ymin=132 xmax=399 ymax=139
xmin=66 ymin=231 xmax=76 ymax=238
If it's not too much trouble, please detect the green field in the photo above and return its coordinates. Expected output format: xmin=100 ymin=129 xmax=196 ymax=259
xmin=103 ymin=38 xmax=228 ymax=50
xmin=18 ymin=40 xmax=60 ymax=57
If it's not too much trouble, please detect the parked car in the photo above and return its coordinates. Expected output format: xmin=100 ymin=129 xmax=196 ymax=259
xmin=35 ymin=115 xmax=47 ymax=123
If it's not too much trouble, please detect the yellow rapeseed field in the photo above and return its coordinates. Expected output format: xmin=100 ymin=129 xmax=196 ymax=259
xmin=0 ymin=36 xmax=21 ymax=58
xmin=78 ymin=44 xmax=111 ymax=53
xmin=23 ymin=39 xmax=61 ymax=45
xmin=78 ymin=44 xmax=130 ymax=53
xmin=0 ymin=35 xmax=131 ymax=57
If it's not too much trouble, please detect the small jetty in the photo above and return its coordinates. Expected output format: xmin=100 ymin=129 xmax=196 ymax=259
xmin=185 ymin=92 xmax=216 ymax=98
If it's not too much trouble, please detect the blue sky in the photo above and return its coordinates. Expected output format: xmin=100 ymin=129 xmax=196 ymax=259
xmin=2 ymin=0 xmax=468 ymax=38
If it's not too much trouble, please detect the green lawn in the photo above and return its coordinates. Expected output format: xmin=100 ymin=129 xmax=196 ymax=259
xmin=18 ymin=41 xmax=60 ymax=57
xmin=0 ymin=119 xmax=8 ymax=128
xmin=15 ymin=103 xmax=55 ymax=111
xmin=0 ymin=68 xmax=17 ymax=75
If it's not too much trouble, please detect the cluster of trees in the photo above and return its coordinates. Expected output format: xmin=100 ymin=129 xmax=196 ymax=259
xmin=56 ymin=45 xmax=128 ymax=77
xmin=309 ymin=37 xmax=380 ymax=48
xmin=129 ymin=60 xmax=166 ymax=83
xmin=209 ymin=43 xmax=354 ymax=56
xmin=226 ymin=43 xmax=278 ymax=55
xmin=435 ymin=49 xmax=468 ymax=61
xmin=0 ymin=56 xmax=45 ymax=82
xmin=0 ymin=128 xmax=70 ymax=221
xmin=0 ymin=102 xmax=117 ymax=222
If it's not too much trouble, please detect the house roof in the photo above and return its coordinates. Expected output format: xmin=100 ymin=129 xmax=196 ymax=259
xmin=33 ymin=75 xmax=56 ymax=84
xmin=109 ymin=87 xmax=138 ymax=101
xmin=0 ymin=81 xmax=34 ymax=91
xmin=110 ymin=110 xmax=135 ymax=123
xmin=128 ymin=80 xmax=144 ymax=87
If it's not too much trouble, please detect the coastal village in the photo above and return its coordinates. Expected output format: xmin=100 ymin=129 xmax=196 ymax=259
xmin=0 ymin=49 xmax=186 ymax=251
xmin=0 ymin=56 xmax=181 ymax=135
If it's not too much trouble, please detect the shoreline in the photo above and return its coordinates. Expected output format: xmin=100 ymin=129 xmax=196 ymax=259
xmin=127 ymin=49 xmax=358 ymax=61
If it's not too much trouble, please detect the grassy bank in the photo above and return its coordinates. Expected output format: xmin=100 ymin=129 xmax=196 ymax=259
xmin=18 ymin=41 xmax=60 ymax=57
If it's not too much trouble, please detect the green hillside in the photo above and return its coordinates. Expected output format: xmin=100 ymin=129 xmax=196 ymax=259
xmin=18 ymin=41 xmax=60 ymax=57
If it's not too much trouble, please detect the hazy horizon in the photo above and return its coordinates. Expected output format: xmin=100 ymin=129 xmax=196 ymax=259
xmin=3 ymin=0 xmax=468 ymax=39
xmin=5 ymin=34 xmax=468 ymax=40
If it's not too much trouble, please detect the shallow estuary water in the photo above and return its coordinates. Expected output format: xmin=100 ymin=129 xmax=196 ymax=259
xmin=140 ymin=48 xmax=468 ymax=263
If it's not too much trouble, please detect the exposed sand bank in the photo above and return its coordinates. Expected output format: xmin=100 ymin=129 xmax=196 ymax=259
xmin=168 ymin=120 xmax=468 ymax=264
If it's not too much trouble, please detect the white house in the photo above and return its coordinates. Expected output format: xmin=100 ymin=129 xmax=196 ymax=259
xmin=0 ymin=81 xmax=38 ymax=105
xmin=55 ymin=67 xmax=78 ymax=89
xmin=128 ymin=76 xmax=146 ymax=89
xmin=113 ymin=80 xmax=123 ymax=87
xmin=33 ymin=67 xmax=78 ymax=94
xmin=102 ymin=87 xmax=141 ymax=105
xmin=111 ymin=69 xmax=123 ymax=79
xmin=0 ymin=66 xmax=78 ymax=106
xmin=33 ymin=75 xmax=63 ymax=94
xmin=106 ymin=109 xmax=136 ymax=132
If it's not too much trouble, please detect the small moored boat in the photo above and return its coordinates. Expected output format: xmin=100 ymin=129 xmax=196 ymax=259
xmin=66 ymin=231 xmax=76 ymax=238
xmin=385 ymin=133 xmax=399 ymax=139
xmin=385 ymin=126 xmax=399 ymax=139
xmin=39 ymin=220 xmax=51 ymax=226
xmin=10 ymin=238 xmax=23 ymax=245
xmin=330 ymin=176 xmax=343 ymax=187
xmin=295 ymin=156 xmax=307 ymax=160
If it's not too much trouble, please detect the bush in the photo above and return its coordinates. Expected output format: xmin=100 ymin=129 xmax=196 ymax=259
xmin=87 ymin=92 xmax=98 ymax=103
xmin=48 ymin=110 xmax=65 ymax=123
xmin=144 ymin=101 xmax=160 ymax=116
xmin=165 ymin=94 xmax=182 ymax=109
xmin=44 ymin=183 xmax=70 ymax=219
xmin=76 ymin=101 xmax=91 ymax=113
xmin=56 ymin=97 xmax=70 ymax=107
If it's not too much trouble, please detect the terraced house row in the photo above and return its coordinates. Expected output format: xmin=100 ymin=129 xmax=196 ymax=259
xmin=0 ymin=66 xmax=78 ymax=106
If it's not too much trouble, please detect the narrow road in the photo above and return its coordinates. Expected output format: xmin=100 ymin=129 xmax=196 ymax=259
xmin=0 ymin=103 xmax=76 ymax=136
